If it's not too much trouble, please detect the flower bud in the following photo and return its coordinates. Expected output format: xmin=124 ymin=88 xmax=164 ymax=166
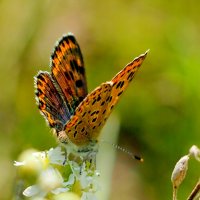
xmin=189 ymin=145 xmax=200 ymax=162
xmin=171 ymin=155 xmax=189 ymax=189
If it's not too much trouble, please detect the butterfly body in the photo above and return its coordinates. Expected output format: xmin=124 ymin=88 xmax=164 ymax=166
xmin=35 ymin=33 xmax=148 ymax=153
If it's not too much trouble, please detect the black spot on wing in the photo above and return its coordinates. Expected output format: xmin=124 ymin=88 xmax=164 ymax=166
xmin=70 ymin=60 xmax=79 ymax=72
xmin=82 ymin=112 xmax=86 ymax=117
xmin=116 ymin=81 xmax=121 ymax=89
xmin=78 ymin=120 xmax=82 ymax=125
xmin=64 ymin=72 xmax=71 ymax=80
xmin=69 ymin=71 xmax=74 ymax=80
xmin=91 ymin=111 xmax=96 ymax=116
xmin=116 ymin=81 xmax=125 ymax=89
xmin=74 ymin=131 xmax=77 ymax=137
xmin=92 ymin=117 xmax=97 ymax=122
xmin=92 ymin=99 xmax=97 ymax=105
xmin=101 ymin=101 xmax=105 ymax=106
xmin=75 ymin=80 xmax=83 ymax=88
xmin=117 ymin=91 xmax=123 ymax=96
xmin=79 ymin=66 xmax=85 ymax=75
xmin=127 ymin=72 xmax=134 ymax=81
xmin=97 ymin=96 xmax=101 ymax=101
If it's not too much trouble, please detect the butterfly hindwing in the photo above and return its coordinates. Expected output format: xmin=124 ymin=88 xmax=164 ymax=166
xmin=51 ymin=34 xmax=88 ymax=114
xmin=60 ymin=83 xmax=112 ymax=146
xmin=35 ymin=72 xmax=71 ymax=131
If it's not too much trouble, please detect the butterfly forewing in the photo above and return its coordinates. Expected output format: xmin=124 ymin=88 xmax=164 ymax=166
xmin=94 ymin=51 xmax=148 ymax=132
xmin=108 ymin=51 xmax=148 ymax=111
xmin=51 ymin=34 xmax=88 ymax=114
xmin=95 ymin=52 xmax=148 ymax=139
xmin=60 ymin=83 xmax=112 ymax=146
xmin=35 ymin=72 xmax=70 ymax=131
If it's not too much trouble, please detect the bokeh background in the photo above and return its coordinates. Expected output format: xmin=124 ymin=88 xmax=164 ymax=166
xmin=1 ymin=0 xmax=200 ymax=199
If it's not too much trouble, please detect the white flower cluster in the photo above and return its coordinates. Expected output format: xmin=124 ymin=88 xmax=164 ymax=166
xmin=14 ymin=147 xmax=100 ymax=200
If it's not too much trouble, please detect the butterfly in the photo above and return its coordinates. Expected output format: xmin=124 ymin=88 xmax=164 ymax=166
xmin=35 ymin=33 xmax=148 ymax=154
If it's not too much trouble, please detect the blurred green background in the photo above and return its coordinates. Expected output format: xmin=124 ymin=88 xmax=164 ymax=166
xmin=1 ymin=0 xmax=200 ymax=199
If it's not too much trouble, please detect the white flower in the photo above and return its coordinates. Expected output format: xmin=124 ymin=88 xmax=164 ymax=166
xmin=38 ymin=167 xmax=64 ymax=192
xmin=64 ymin=174 xmax=75 ymax=186
xmin=51 ymin=187 xmax=69 ymax=195
xmin=16 ymin=146 xmax=99 ymax=199
xmin=81 ymin=192 xmax=97 ymax=200
xmin=15 ymin=149 xmax=46 ymax=173
xmin=23 ymin=185 xmax=42 ymax=197
xmin=48 ymin=146 xmax=66 ymax=165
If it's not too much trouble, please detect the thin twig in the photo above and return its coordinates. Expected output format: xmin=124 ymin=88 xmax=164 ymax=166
xmin=187 ymin=180 xmax=200 ymax=200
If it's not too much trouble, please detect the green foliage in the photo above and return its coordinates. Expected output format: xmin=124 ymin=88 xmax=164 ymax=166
xmin=0 ymin=0 xmax=200 ymax=199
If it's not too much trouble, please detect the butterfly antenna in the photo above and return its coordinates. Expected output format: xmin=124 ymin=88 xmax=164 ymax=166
xmin=100 ymin=140 xmax=144 ymax=162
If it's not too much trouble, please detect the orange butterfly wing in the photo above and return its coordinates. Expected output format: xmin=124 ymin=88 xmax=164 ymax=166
xmin=107 ymin=50 xmax=148 ymax=114
xmin=59 ymin=83 xmax=112 ymax=146
xmin=51 ymin=34 xmax=88 ymax=113
xmin=35 ymin=34 xmax=88 ymax=132
xmin=60 ymin=51 xmax=148 ymax=147
xmin=35 ymin=72 xmax=70 ymax=131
